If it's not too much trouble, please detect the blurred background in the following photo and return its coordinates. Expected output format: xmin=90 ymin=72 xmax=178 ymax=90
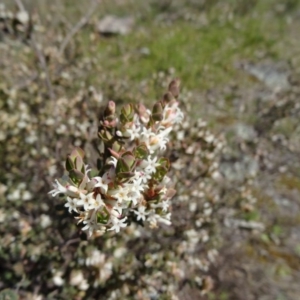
xmin=0 ymin=0 xmax=300 ymax=299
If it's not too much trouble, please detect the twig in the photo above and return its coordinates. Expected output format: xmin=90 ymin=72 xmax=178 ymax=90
xmin=31 ymin=36 xmax=55 ymax=100
xmin=13 ymin=0 xmax=53 ymax=97
xmin=59 ymin=0 xmax=99 ymax=56
xmin=14 ymin=0 xmax=25 ymax=11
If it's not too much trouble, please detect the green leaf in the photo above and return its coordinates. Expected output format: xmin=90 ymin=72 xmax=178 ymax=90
xmin=65 ymin=155 xmax=75 ymax=172
xmin=116 ymin=158 xmax=130 ymax=174
xmin=111 ymin=141 xmax=122 ymax=153
xmin=121 ymin=152 xmax=135 ymax=169
xmin=74 ymin=156 xmax=84 ymax=172
xmin=116 ymin=171 xmax=134 ymax=183
xmin=70 ymin=147 xmax=85 ymax=160
xmin=158 ymin=157 xmax=170 ymax=170
xmin=0 ymin=289 xmax=18 ymax=300
xmin=120 ymin=104 xmax=134 ymax=123
xmin=98 ymin=129 xmax=113 ymax=143
xmin=97 ymin=208 xmax=110 ymax=224
xmin=69 ymin=169 xmax=84 ymax=184
xmin=134 ymin=143 xmax=149 ymax=159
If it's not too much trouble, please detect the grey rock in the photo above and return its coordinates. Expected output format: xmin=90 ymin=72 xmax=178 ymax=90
xmin=220 ymin=155 xmax=259 ymax=182
xmin=234 ymin=123 xmax=257 ymax=142
xmin=224 ymin=218 xmax=265 ymax=230
xmin=97 ymin=15 xmax=134 ymax=36
xmin=238 ymin=61 xmax=291 ymax=92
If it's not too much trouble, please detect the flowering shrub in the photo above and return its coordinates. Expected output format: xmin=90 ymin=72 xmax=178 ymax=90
xmin=49 ymin=79 xmax=183 ymax=236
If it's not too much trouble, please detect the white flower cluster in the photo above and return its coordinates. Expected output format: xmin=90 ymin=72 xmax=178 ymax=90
xmin=49 ymin=80 xmax=183 ymax=236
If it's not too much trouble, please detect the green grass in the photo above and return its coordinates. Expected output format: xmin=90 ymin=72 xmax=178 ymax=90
xmin=81 ymin=17 xmax=282 ymax=91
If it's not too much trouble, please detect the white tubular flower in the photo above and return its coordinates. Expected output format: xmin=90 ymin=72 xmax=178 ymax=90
xmin=102 ymin=168 xmax=116 ymax=184
xmin=85 ymin=164 xmax=91 ymax=174
xmin=93 ymin=194 xmax=105 ymax=209
xmin=108 ymin=216 xmax=128 ymax=233
xmin=151 ymin=199 xmax=170 ymax=212
xmin=64 ymin=197 xmax=79 ymax=213
xmin=124 ymin=181 xmax=144 ymax=205
xmin=134 ymin=206 xmax=149 ymax=221
xmin=93 ymin=176 xmax=108 ymax=193
xmin=135 ymin=171 xmax=151 ymax=184
xmin=77 ymin=193 xmax=95 ymax=211
xmin=147 ymin=213 xmax=158 ymax=228
xmin=49 ymin=180 xmax=82 ymax=198
xmin=109 ymin=187 xmax=130 ymax=204
xmin=126 ymin=190 xmax=141 ymax=206
xmin=162 ymin=102 xmax=184 ymax=126
xmin=143 ymin=156 xmax=160 ymax=174
xmin=161 ymin=200 xmax=170 ymax=212
xmin=82 ymin=211 xmax=105 ymax=237
xmin=156 ymin=127 xmax=173 ymax=150
xmin=108 ymin=156 xmax=118 ymax=168
xmin=48 ymin=179 xmax=67 ymax=197
xmin=158 ymin=212 xmax=172 ymax=225
xmin=140 ymin=127 xmax=155 ymax=141
xmin=126 ymin=176 xmax=145 ymax=192
xmin=112 ymin=203 xmax=124 ymax=215
xmin=142 ymin=127 xmax=172 ymax=153
xmin=126 ymin=123 xmax=141 ymax=141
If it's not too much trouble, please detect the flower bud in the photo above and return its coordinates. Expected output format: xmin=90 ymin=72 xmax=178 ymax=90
xmin=162 ymin=91 xmax=175 ymax=105
xmin=168 ymin=78 xmax=180 ymax=98
xmin=152 ymin=102 xmax=163 ymax=121
xmin=137 ymin=104 xmax=150 ymax=123
xmin=104 ymin=100 xmax=116 ymax=116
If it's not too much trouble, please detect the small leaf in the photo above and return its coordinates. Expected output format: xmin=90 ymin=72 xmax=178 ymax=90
xmin=117 ymin=171 xmax=134 ymax=182
xmin=98 ymin=129 xmax=113 ymax=143
xmin=121 ymin=152 xmax=135 ymax=169
xmin=79 ymin=175 xmax=89 ymax=190
xmin=165 ymin=188 xmax=176 ymax=199
xmin=69 ymin=169 xmax=84 ymax=184
xmin=97 ymin=208 xmax=110 ymax=224
xmin=111 ymin=141 xmax=122 ymax=153
xmin=65 ymin=156 xmax=75 ymax=172
xmin=134 ymin=143 xmax=149 ymax=159
xmin=70 ymin=147 xmax=85 ymax=160
xmin=74 ymin=156 xmax=83 ymax=172
xmin=158 ymin=157 xmax=170 ymax=170
xmin=153 ymin=166 xmax=168 ymax=182
xmin=120 ymin=104 xmax=134 ymax=123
